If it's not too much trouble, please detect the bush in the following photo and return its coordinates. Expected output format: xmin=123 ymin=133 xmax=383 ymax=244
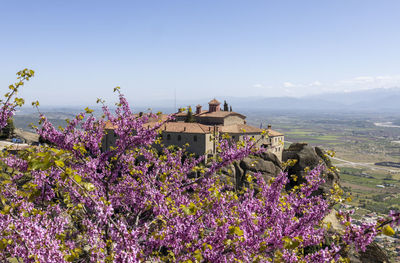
xmin=0 ymin=70 xmax=399 ymax=262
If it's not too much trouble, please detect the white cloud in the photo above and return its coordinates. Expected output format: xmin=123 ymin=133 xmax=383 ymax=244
xmin=337 ymin=75 xmax=400 ymax=91
xmin=309 ymin=81 xmax=322 ymax=86
xmin=282 ymin=81 xmax=322 ymax=89
xmin=353 ymin=76 xmax=375 ymax=82
xmin=283 ymin=82 xmax=295 ymax=88
xmin=252 ymin=75 xmax=400 ymax=97
xmin=252 ymin=84 xmax=264 ymax=89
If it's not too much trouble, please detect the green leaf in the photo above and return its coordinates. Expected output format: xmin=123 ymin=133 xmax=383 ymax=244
xmin=228 ymin=226 xmax=244 ymax=236
xmin=283 ymin=236 xmax=300 ymax=249
xmin=193 ymin=249 xmax=203 ymax=262
xmin=14 ymin=97 xmax=25 ymax=106
xmin=181 ymin=202 xmax=197 ymax=215
xmin=0 ymin=239 xmax=7 ymax=250
xmin=55 ymin=160 xmax=65 ymax=168
xmin=84 ymin=183 xmax=95 ymax=191
xmin=73 ymin=174 xmax=82 ymax=183
xmin=383 ymin=225 xmax=395 ymax=236
xmin=85 ymin=107 xmax=94 ymax=114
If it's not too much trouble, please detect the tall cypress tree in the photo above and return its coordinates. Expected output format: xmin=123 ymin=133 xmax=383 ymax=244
xmin=223 ymin=100 xmax=229 ymax=111
xmin=185 ymin=106 xmax=195 ymax=123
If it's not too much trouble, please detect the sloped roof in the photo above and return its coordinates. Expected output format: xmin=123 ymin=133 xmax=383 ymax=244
xmin=159 ymin=122 xmax=212 ymax=134
xmin=175 ymin=111 xmax=189 ymax=117
xmin=218 ymin=125 xmax=284 ymax=136
xmin=266 ymin=129 xmax=284 ymax=136
xmin=133 ymin=113 xmax=170 ymax=122
xmin=219 ymin=124 xmax=263 ymax=134
xmin=208 ymin=98 xmax=221 ymax=105
xmin=195 ymin=111 xmax=245 ymax=119
xmin=104 ymin=113 xmax=170 ymax=130
xmin=104 ymin=120 xmax=118 ymax=130
xmin=149 ymin=114 xmax=169 ymax=122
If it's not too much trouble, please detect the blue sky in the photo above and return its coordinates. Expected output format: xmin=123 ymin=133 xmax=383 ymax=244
xmin=1 ymin=0 xmax=400 ymax=107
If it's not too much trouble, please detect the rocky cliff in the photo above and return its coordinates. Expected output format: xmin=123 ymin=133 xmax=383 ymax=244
xmin=220 ymin=142 xmax=339 ymax=193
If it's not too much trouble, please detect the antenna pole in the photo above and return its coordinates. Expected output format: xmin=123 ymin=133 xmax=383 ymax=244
xmin=174 ymin=88 xmax=177 ymax=112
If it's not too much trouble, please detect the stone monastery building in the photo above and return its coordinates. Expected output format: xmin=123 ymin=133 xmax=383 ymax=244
xmin=103 ymin=99 xmax=284 ymax=161
xmin=155 ymin=99 xmax=284 ymax=161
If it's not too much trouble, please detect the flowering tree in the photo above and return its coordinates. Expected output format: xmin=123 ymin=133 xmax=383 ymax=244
xmin=0 ymin=69 xmax=399 ymax=262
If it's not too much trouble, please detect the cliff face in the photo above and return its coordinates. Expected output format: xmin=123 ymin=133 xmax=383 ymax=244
xmin=220 ymin=142 xmax=340 ymax=193
xmin=282 ymin=143 xmax=340 ymax=195
xmin=219 ymin=151 xmax=282 ymax=189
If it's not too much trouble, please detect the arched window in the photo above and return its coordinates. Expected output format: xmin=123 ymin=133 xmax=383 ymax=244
xmin=167 ymin=134 xmax=171 ymax=140
xmin=178 ymin=135 xmax=181 ymax=141
xmin=194 ymin=135 xmax=197 ymax=142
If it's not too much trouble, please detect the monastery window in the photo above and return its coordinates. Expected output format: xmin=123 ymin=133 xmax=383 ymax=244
xmin=178 ymin=135 xmax=181 ymax=141
xmin=194 ymin=135 xmax=197 ymax=142
xmin=167 ymin=134 xmax=171 ymax=140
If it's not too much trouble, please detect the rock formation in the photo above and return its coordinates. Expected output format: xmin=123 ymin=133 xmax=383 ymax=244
xmin=283 ymin=143 xmax=340 ymax=195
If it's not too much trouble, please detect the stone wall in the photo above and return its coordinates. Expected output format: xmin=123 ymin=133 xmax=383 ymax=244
xmin=162 ymin=131 xmax=213 ymax=156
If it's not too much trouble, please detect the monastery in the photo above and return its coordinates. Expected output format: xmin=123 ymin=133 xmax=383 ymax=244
xmin=103 ymin=99 xmax=284 ymax=161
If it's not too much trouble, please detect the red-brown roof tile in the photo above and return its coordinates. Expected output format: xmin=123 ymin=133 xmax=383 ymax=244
xmin=195 ymin=111 xmax=245 ymax=119
xmin=208 ymin=98 xmax=221 ymax=105
xmin=266 ymin=129 xmax=284 ymax=136
xmin=158 ymin=122 xmax=213 ymax=134
xmin=219 ymin=124 xmax=263 ymax=134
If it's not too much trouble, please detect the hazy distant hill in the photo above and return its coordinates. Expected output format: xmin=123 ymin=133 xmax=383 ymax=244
xmin=132 ymin=87 xmax=400 ymax=113
xmin=224 ymin=87 xmax=400 ymax=112
xmin=13 ymin=88 xmax=400 ymax=120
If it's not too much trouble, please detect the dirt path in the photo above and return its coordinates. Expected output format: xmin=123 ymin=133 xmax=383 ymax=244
xmin=341 ymin=182 xmax=383 ymax=192
xmin=332 ymin=156 xmax=400 ymax=173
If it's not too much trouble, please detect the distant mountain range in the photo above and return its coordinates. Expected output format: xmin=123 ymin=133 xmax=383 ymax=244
xmin=206 ymin=87 xmax=400 ymax=112
xmin=124 ymin=87 xmax=400 ymax=112
xmin=15 ymin=87 xmax=400 ymax=114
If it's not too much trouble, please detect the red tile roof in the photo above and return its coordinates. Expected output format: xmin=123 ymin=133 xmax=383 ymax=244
xmin=219 ymin=124 xmax=263 ymax=134
xmin=158 ymin=122 xmax=212 ymax=134
xmin=208 ymin=98 xmax=221 ymax=105
xmin=266 ymin=129 xmax=284 ymax=136
xmin=195 ymin=111 xmax=245 ymax=119
xmin=104 ymin=120 xmax=118 ymax=130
